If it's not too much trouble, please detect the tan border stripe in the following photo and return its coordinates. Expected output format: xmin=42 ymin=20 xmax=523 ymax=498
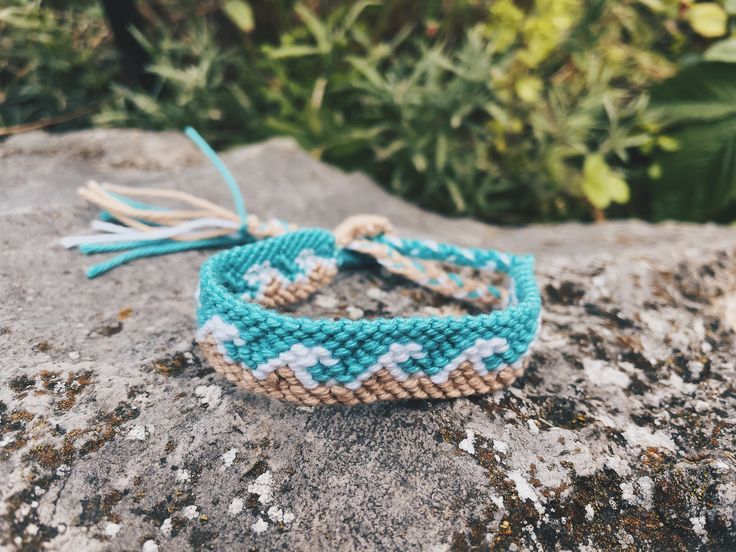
xmin=199 ymin=339 xmax=526 ymax=406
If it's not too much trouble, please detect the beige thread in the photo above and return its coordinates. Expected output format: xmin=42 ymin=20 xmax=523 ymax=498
xmin=333 ymin=214 xmax=393 ymax=247
xmin=77 ymin=180 xmax=292 ymax=242
xmin=257 ymin=264 xmax=337 ymax=309
xmin=199 ymin=339 xmax=527 ymax=406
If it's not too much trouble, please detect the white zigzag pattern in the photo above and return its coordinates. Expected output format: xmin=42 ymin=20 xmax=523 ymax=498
xmin=241 ymin=249 xmax=336 ymax=301
xmin=196 ymin=315 xmax=245 ymax=362
xmin=253 ymin=343 xmax=338 ymax=389
xmin=197 ymin=316 xmax=535 ymax=390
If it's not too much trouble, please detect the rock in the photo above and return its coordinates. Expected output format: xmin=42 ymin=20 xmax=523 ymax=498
xmin=1 ymin=130 xmax=735 ymax=551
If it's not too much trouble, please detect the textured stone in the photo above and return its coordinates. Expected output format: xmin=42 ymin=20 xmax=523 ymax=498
xmin=1 ymin=130 xmax=735 ymax=551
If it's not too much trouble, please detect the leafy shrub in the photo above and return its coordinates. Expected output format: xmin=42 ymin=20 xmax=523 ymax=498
xmin=649 ymin=61 xmax=736 ymax=222
xmin=2 ymin=0 xmax=736 ymax=222
xmin=0 ymin=0 xmax=116 ymax=132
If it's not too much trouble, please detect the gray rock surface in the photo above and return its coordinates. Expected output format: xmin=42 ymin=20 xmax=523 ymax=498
xmin=1 ymin=129 xmax=735 ymax=551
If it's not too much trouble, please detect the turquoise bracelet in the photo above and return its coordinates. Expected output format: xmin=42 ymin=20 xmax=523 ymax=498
xmin=195 ymin=225 xmax=541 ymax=405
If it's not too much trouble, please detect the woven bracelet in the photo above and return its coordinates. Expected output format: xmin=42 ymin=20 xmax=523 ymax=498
xmin=195 ymin=220 xmax=541 ymax=405
xmin=64 ymin=128 xmax=542 ymax=406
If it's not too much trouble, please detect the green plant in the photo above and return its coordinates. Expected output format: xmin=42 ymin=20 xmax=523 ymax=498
xmin=2 ymin=0 xmax=735 ymax=223
xmin=648 ymin=61 xmax=736 ymax=221
xmin=234 ymin=1 xmax=674 ymax=221
xmin=0 ymin=0 xmax=116 ymax=132
xmin=95 ymin=21 xmax=265 ymax=146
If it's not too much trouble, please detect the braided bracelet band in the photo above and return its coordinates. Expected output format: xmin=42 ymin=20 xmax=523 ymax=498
xmin=196 ymin=222 xmax=541 ymax=406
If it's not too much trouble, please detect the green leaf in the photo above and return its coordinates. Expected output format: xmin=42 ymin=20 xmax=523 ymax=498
xmin=341 ymin=1 xmax=380 ymax=33
xmin=653 ymin=115 xmax=736 ymax=221
xmin=636 ymin=0 xmax=667 ymax=12
xmin=264 ymin=44 xmax=322 ymax=59
xmin=650 ymin=62 xmax=736 ymax=125
xmin=223 ymin=0 xmax=254 ymax=33
xmin=295 ymin=4 xmax=330 ymax=54
xmin=515 ymin=76 xmax=543 ymax=103
xmin=346 ymin=56 xmax=385 ymax=88
xmin=435 ymin=133 xmax=448 ymax=171
xmin=446 ymin=180 xmax=467 ymax=212
xmin=412 ymin=153 xmax=428 ymax=173
xmin=582 ymin=154 xmax=630 ymax=210
xmin=687 ymin=3 xmax=728 ymax=38
xmin=650 ymin=62 xmax=736 ymax=221
xmin=648 ymin=163 xmax=662 ymax=180
xmin=726 ymin=0 xmax=736 ymax=15
xmin=373 ymin=139 xmax=406 ymax=161
xmin=656 ymin=135 xmax=680 ymax=152
xmin=705 ymin=39 xmax=736 ymax=63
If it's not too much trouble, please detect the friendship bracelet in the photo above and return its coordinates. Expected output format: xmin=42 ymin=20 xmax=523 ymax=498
xmin=64 ymin=128 xmax=542 ymax=406
xmin=196 ymin=219 xmax=541 ymax=405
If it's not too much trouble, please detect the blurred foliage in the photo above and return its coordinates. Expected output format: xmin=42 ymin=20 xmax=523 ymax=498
xmin=649 ymin=61 xmax=736 ymax=221
xmin=0 ymin=0 xmax=116 ymax=130
xmin=2 ymin=0 xmax=736 ymax=222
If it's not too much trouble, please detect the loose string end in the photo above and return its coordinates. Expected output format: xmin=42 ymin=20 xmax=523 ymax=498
xmin=62 ymin=127 xmax=289 ymax=278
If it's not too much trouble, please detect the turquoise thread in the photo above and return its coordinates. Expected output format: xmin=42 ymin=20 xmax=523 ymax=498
xmin=86 ymin=236 xmax=251 ymax=278
xmin=183 ymin=126 xmax=248 ymax=226
xmin=81 ymin=239 xmax=172 ymax=255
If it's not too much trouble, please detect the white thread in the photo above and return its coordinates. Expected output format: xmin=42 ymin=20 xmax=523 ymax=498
xmin=420 ymin=239 xmax=440 ymax=252
xmin=252 ymin=344 xmax=338 ymax=388
xmin=345 ymin=342 xmax=426 ymax=390
xmin=428 ymin=337 xmax=509 ymax=384
xmin=196 ymin=316 xmax=243 ymax=362
xmin=60 ymin=217 xmax=240 ymax=248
